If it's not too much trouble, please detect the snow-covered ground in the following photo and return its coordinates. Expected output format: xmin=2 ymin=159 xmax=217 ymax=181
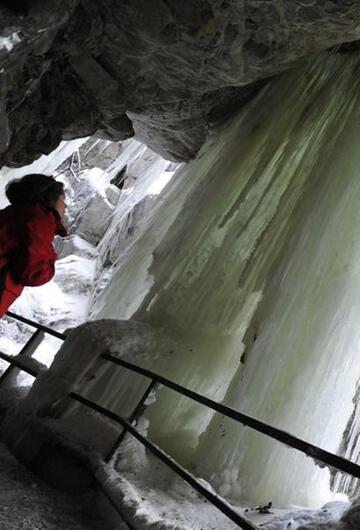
xmin=97 ymin=428 xmax=358 ymax=530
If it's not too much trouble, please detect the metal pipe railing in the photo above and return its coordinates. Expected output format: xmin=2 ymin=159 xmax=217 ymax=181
xmin=0 ymin=351 xmax=137 ymax=530
xmin=100 ymin=352 xmax=360 ymax=480
xmin=0 ymin=348 xmax=257 ymax=529
xmin=0 ymin=349 xmax=38 ymax=377
xmin=3 ymin=311 xmax=360 ymax=529
xmin=105 ymin=379 xmax=160 ymax=462
xmin=5 ymin=312 xmax=360 ymax=478
xmin=5 ymin=311 xmax=66 ymax=340
xmin=70 ymin=392 xmax=257 ymax=530
xmin=0 ymin=328 xmax=44 ymax=384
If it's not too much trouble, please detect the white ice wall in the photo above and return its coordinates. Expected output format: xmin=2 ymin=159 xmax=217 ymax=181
xmin=92 ymin=52 xmax=360 ymax=507
xmin=196 ymin=95 xmax=360 ymax=507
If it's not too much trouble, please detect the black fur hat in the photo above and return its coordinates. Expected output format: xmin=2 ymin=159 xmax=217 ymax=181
xmin=6 ymin=174 xmax=64 ymax=208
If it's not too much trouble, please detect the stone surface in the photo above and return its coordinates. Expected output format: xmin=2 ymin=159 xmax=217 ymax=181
xmin=66 ymin=168 xmax=120 ymax=245
xmin=0 ymin=442 xmax=106 ymax=530
xmin=1 ymin=1 xmax=360 ymax=164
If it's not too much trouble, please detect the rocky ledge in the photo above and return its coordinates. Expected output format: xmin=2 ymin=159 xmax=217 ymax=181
xmin=1 ymin=1 xmax=360 ymax=165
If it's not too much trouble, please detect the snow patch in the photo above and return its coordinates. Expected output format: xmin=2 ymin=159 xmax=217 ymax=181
xmin=0 ymin=32 xmax=21 ymax=52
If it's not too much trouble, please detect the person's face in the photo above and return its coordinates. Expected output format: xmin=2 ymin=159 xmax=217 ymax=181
xmin=54 ymin=193 xmax=67 ymax=219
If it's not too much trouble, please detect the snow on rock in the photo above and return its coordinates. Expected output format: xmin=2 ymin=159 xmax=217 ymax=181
xmin=105 ymin=139 xmax=147 ymax=183
xmin=0 ymin=323 xmax=119 ymax=463
xmin=0 ymin=31 xmax=21 ymax=52
xmin=65 ymin=167 xmax=120 ymax=245
xmin=13 ymin=321 xmax=117 ymax=417
xmin=0 ymin=249 xmax=97 ymax=383
xmin=13 ymin=319 xmax=174 ymax=420
xmin=50 ymin=255 xmax=96 ymax=297
xmin=97 ymin=194 xmax=158 ymax=268
xmin=55 ymin=234 xmax=98 ymax=261
xmin=0 ymin=320 xmax=179 ymax=493
xmin=9 ymin=254 xmax=95 ymax=331
xmin=261 ymin=502 xmax=350 ymax=530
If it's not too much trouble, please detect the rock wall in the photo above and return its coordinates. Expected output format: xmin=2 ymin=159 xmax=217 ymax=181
xmin=1 ymin=1 xmax=360 ymax=165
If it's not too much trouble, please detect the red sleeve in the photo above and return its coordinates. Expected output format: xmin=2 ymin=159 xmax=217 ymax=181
xmin=11 ymin=213 xmax=57 ymax=287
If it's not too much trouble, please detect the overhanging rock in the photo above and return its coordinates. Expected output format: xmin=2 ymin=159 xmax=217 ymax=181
xmin=1 ymin=1 xmax=360 ymax=165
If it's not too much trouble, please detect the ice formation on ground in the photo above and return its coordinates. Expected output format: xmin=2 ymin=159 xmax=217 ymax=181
xmin=99 ymin=442 xmax=357 ymax=530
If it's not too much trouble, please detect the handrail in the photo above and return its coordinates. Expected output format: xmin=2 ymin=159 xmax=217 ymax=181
xmin=5 ymin=311 xmax=66 ymax=340
xmin=0 ymin=328 xmax=44 ymax=385
xmin=100 ymin=352 xmax=360 ymax=479
xmin=70 ymin=392 xmax=258 ymax=529
xmin=3 ymin=311 xmax=360 ymax=529
xmin=0 ymin=348 xmax=257 ymax=530
xmin=0 ymin=349 xmax=39 ymax=377
xmin=0 ymin=350 xmax=139 ymax=530
xmin=105 ymin=379 xmax=159 ymax=462
xmin=4 ymin=312 xmax=360 ymax=478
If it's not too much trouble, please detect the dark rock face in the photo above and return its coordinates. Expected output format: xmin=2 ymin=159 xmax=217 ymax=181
xmin=1 ymin=1 xmax=360 ymax=165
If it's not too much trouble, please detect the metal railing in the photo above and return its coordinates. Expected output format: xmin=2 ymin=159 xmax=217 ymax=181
xmin=1 ymin=311 xmax=360 ymax=529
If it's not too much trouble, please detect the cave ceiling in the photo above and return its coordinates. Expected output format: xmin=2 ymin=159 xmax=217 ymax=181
xmin=0 ymin=0 xmax=359 ymax=166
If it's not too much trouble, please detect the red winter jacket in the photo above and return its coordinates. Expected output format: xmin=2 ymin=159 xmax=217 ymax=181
xmin=0 ymin=203 xmax=67 ymax=317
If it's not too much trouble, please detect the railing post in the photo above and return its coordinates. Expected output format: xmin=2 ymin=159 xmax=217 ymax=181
xmin=105 ymin=380 xmax=160 ymax=462
xmin=0 ymin=329 xmax=44 ymax=386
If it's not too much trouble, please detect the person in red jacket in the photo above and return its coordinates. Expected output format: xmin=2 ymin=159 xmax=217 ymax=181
xmin=0 ymin=173 xmax=67 ymax=317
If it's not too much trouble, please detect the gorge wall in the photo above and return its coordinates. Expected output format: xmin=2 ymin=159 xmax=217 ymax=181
xmin=1 ymin=1 xmax=360 ymax=165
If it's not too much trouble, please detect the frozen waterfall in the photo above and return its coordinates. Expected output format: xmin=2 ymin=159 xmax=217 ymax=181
xmin=86 ymin=52 xmax=360 ymax=507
